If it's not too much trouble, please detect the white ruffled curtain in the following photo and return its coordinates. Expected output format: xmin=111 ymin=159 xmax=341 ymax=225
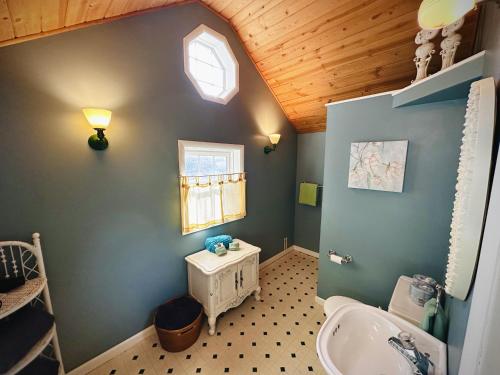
xmin=180 ymin=173 xmax=246 ymax=234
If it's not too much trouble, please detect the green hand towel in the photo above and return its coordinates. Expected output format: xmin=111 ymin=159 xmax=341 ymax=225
xmin=420 ymin=298 xmax=448 ymax=342
xmin=299 ymin=182 xmax=318 ymax=206
xmin=420 ymin=298 xmax=436 ymax=333
xmin=433 ymin=301 xmax=448 ymax=342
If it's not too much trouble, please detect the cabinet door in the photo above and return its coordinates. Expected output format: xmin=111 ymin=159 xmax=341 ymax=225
xmin=238 ymin=255 xmax=258 ymax=296
xmin=215 ymin=264 xmax=238 ymax=309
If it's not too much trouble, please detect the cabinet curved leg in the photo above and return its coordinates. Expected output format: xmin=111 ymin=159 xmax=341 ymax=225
xmin=253 ymin=286 xmax=261 ymax=301
xmin=208 ymin=315 xmax=216 ymax=336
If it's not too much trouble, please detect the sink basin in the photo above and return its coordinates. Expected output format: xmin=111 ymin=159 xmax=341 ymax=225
xmin=316 ymin=304 xmax=447 ymax=375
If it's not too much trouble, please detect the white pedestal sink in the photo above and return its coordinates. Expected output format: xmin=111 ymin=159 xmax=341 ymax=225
xmin=316 ymin=304 xmax=447 ymax=375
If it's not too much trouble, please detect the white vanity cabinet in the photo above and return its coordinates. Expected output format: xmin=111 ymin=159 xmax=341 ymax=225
xmin=185 ymin=240 xmax=261 ymax=335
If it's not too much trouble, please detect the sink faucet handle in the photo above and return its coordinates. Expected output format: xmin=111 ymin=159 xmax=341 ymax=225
xmin=398 ymin=332 xmax=416 ymax=350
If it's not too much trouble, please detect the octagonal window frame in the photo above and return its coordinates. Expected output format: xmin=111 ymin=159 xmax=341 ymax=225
xmin=183 ymin=24 xmax=239 ymax=105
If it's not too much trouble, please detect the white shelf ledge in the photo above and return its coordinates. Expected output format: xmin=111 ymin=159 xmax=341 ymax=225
xmin=392 ymin=51 xmax=486 ymax=108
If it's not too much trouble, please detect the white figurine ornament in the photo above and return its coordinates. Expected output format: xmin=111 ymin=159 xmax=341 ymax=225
xmin=413 ymin=28 xmax=440 ymax=83
xmin=440 ymin=17 xmax=464 ymax=70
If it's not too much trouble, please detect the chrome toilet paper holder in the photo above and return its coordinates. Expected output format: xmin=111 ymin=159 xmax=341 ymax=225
xmin=328 ymin=250 xmax=353 ymax=264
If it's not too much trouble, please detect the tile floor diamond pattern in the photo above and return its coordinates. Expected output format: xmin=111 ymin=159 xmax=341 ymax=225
xmin=87 ymin=251 xmax=326 ymax=374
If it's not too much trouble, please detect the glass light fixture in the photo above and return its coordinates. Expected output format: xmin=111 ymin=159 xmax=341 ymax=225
xmin=82 ymin=108 xmax=112 ymax=150
xmin=264 ymin=133 xmax=281 ymax=154
xmin=418 ymin=0 xmax=476 ymax=29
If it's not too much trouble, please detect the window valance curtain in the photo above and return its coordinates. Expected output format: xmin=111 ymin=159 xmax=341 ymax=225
xmin=180 ymin=173 xmax=246 ymax=235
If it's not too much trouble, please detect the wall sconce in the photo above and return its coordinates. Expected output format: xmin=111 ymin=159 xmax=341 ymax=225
xmin=264 ymin=133 xmax=281 ymax=154
xmin=83 ymin=108 xmax=112 ymax=150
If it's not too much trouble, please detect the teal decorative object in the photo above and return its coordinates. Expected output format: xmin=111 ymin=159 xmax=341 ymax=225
xmin=205 ymin=235 xmax=233 ymax=253
xmin=229 ymin=242 xmax=240 ymax=251
xmin=215 ymin=243 xmax=227 ymax=256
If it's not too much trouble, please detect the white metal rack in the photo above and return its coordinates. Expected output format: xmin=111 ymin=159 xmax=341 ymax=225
xmin=0 ymin=233 xmax=64 ymax=374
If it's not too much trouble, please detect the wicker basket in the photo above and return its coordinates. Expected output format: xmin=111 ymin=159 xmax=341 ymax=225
xmin=154 ymin=296 xmax=203 ymax=352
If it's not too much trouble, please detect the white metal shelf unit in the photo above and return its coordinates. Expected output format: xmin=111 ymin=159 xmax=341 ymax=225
xmin=0 ymin=233 xmax=64 ymax=374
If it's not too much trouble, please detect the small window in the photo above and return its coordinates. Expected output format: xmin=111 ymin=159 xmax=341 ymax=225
xmin=183 ymin=25 xmax=239 ymax=104
xmin=179 ymin=140 xmax=243 ymax=176
xmin=178 ymin=141 xmax=246 ymax=235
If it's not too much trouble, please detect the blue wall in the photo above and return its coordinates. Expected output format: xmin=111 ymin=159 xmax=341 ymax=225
xmin=0 ymin=3 xmax=296 ymax=370
xmin=294 ymin=133 xmax=326 ymax=251
xmin=317 ymin=94 xmax=466 ymax=308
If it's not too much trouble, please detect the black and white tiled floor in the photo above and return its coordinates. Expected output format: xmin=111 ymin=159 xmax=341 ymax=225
xmin=88 ymin=251 xmax=327 ymax=375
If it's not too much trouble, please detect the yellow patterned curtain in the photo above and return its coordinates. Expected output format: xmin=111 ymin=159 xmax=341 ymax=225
xmin=180 ymin=173 xmax=246 ymax=235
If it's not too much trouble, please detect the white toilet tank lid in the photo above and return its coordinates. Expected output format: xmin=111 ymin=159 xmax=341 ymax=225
xmin=388 ymin=276 xmax=425 ymax=326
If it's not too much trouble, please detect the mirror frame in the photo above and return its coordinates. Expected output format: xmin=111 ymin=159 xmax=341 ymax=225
xmin=445 ymin=77 xmax=496 ymax=301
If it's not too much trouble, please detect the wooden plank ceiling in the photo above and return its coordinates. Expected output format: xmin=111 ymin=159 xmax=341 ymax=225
xmin=0 ymin=0 xmax=479 ymax=133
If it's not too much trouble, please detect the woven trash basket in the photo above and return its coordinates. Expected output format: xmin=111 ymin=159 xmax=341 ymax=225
xmin=154 ymin=296 xmax=203 ymax=352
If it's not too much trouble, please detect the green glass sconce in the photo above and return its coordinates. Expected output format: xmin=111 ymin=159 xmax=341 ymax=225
xmin=264 ymin=133 xmax=281 ymax=154
xmin=83 ymin=108 xmax=112 ymax=150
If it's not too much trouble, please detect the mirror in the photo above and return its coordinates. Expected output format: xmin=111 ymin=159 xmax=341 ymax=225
xmin=445 ymin=77 xmax=496 ymax=300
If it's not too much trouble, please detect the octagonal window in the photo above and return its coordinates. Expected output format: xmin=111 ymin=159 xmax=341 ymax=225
xmin=184 ymin=25 xmax=239 ymax=104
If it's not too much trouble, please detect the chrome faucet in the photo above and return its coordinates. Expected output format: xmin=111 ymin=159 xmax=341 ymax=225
xmin=388 ymin=332 xmax=434 ymax=375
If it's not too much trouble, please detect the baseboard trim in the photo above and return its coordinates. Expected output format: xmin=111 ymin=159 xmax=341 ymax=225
xmin=259 ymin=246 xmax=294 ymax=270
xmin=315 ymin=296 xmax=325 ymax=306
xmin=259 ymin=245 xmax=319 ymax=270
xmin=292 ymin=245 xmax=319 ymax=258
xmin=67 ymin=325 xmax=156 ymax=375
